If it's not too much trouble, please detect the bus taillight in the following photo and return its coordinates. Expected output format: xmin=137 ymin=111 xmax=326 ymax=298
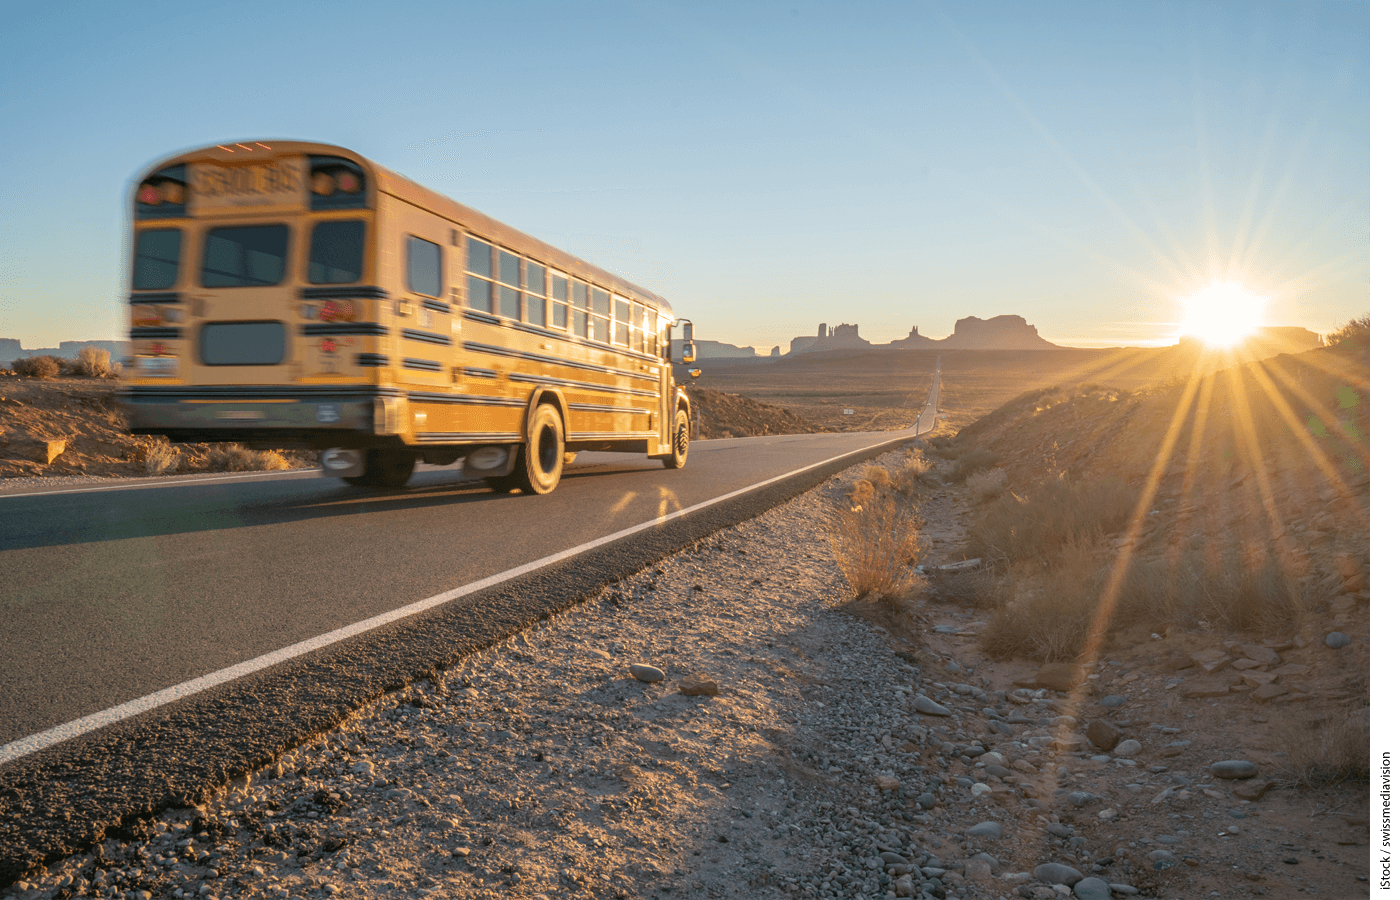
xmin=135 ymin=165 xmax=187 ymax=218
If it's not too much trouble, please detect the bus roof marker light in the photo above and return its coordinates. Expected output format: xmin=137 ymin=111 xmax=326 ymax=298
xmin=217 ymin=145 xmax=234 ymax=153
xmin=236 ymin=143 xmax=252 ymax=151
xmin=311 ymin=172 xmax=335 ymax=196
xmin=255 ymin=142 xmax=272 ymax=150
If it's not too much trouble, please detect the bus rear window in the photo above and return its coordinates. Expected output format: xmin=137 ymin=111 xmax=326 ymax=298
xmin=199 ymin=321 xmax=286 ymax=366
xmin=308 ymin=220 xmax=364 ymax=284
xmin=202 ymin=225 xmax=288 ymax=287
xmin=133 ymin=229 xmax=181 ymax=290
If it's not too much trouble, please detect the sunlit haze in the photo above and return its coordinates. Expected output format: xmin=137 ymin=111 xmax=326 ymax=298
xmin=0 ymin=0 xmax=1373 ymax=351
xmin=1177 ymin=282 xmax=1267 ymax=347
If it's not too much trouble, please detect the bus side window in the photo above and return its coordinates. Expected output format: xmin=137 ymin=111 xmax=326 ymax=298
xmin=467 ymin=236 xmax=493 ymax=313
xmin=407 ymin=236 xmax=441 ymax=297
xmin=590 ymin=286 xmax=610 ymax=343
xmin=571 ymin=278 xmax=589 ymax=338
xmin=498 ymin=249 xmax=521 ymax=319
xmin=550 ymin=272 xmax=568 ymax=329
xmin=613 ymin=297 xmax=630 ymax=348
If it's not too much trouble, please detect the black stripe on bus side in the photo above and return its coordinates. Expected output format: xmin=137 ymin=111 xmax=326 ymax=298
xmin=402 ymin=358 xmax=442 ymax=371
xmin=422 ymin=299 xmax=452 ymax=314
xmin=464 ymin=311 xmax=501 ymax=326
xmin=461 ymin=341 xmax=659 ymax=384
xmin=402 ymin=329 xmax=452 ymax=346
xmin=570 ymin=403 xmax=647 ymax=415
xmin=416 ymin=432 xmax=520 ymax=443
xmin=458 ymin=366 xmax=498 ymax=379
xmin=128 ymin=292 xmax=182 ymax=304
xmin=302 ymin=286 xmax=391 ymax=300
xmin=302 ymin=323 xmax=389 ymax=336
xmin=569 ymin=431 xmax=656 ymax=440
xmin=406 ymin=392 xmax=526 ymax=408
xmin=508 ymin=372 xmax=658 ymax=399
xmin=130 ymin=327 xmax=182 ymax=339
xmin=356 ymin=353 xmax=390 ymax=367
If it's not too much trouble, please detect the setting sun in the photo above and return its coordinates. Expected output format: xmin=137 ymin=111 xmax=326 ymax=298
xmin=1178 ymin=282 xmax=1266 ymax=347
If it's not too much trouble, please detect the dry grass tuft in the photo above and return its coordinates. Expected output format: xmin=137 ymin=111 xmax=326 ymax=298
xmin=966 ymin=475 xmax=1133 ymax=563
xmin=966 ymin=467 xmax=1008 ymax=502
xmin=1276 ymin=708 xmax=1369 ymax=789
xmin=143 ymin=442 xmax=180 ymax=476
xmin=831 ymin=493 xmax=921 ymax=604
xmin=944 ymin=449 xmax=999 ymax=483
xmin=11 ymin=355 xmax=62 ymax=378
xmin=894 ymin=450 xmax=931 ymax=490
xmin=1115 ymin=547 xmax=1306 ymax=635
xmin=1325 ymin=313 xmax=1369 ymax=353
xmin=207 ymin=444 xmax=294 ymax=472
xmin=866 ymin=465 xmax=891 ymax=489
xmin=978 ymin=536 xmax=1105 ymax=661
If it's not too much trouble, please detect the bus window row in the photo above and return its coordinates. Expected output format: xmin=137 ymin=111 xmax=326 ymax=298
xmin=462 ymin=234 xmax=662 ymax=357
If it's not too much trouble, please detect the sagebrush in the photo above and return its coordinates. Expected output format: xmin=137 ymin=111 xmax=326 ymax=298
xmin=831 ymin=493 xmax=921 ymax=604
xmin=966 ymin=475 xmax=1134 ymax=563
xmin=11 ymin=355 xmax=62 ymax=378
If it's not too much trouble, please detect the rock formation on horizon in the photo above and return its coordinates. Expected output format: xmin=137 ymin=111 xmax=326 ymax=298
xmin=1 ymin=339 xmax=128 ymax=366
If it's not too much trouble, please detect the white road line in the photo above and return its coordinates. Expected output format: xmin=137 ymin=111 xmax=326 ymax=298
xmin=0 ymin=432 xmax=911 ymax=767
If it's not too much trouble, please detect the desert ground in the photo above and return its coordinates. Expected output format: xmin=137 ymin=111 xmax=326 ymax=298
xmin=0 ymin=335 xmax=1371 ymax=899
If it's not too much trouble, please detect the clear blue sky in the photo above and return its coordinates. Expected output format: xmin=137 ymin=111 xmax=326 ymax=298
xmin=0 ymin=0 xmax=1372 ymax=351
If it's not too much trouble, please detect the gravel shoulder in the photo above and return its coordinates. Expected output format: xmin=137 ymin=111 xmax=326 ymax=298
xmin=0 ymin=446 xmax=1368 ymax=900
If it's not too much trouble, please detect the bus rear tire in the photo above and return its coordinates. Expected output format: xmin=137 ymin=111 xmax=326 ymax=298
xmin=496 ymin=403 xmax=564 ymax=495
xmin=343 ymin=448 xmax=416 ymax=488
xmin=663 ymin=409 xmax=690 ymax=470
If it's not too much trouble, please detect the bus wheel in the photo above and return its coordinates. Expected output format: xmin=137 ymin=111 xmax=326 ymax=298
xmin=663 ymin=409 xmax=690 ymax=470
xmin=345 ymin=448 xmax=416 ymax=488
xmin=504 ymin=403 xmax=565 ymax=495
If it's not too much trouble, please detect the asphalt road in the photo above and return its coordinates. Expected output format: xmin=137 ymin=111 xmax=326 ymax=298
xmin=0 ymin=371 xmax=938 ymax=883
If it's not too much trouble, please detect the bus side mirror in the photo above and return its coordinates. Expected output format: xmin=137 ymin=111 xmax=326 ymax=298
xmin=681 ymin=342 xmax=696 ymax=364
xmin=688 ymin=367 xmax=701 ymax=380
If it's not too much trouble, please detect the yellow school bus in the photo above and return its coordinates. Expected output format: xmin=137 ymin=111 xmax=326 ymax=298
xmin=122 ymin=140 xmax=695 ymax=494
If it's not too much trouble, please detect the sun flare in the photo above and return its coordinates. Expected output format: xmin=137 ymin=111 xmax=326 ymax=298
xmin=1178 ymin=282 xmax=1265 ymax=347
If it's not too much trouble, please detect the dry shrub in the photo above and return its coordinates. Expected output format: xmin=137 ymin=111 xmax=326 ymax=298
xmin=75 ymin=347 xmax=117 ymax=378
xmin=978 ymin=536 xmax=1105 ymax=661
xmin=831 ymin=494 xmax=921 ymax=603
xmin=143 ymin=442 xmax=180 ymax=476
xmin=945 ymin=449 xmax=998 ymax=483
xmin=1115 ymin=545 xmax=1305 ymax=635
xmin=207 ymin=444 xmax=294 ymax=472
xmin=848 ymin=479 xmax=875 ymax=508
xmin=12 ymin=355 xmax=61 ymax=378
xmin=966 ymin=476 xmax=1133 ymax=562
xmin=1277 ymin=708 xmax=1368 ymax=789
xmin=894 ymin=450 xmax=932 ymax=490
xmin=866 ymin=465 xmax=891 ymax=489
xmin=1325 ymin=313 xmax=1369 ymax=352
xmin=966 ymin=467 xmax=1008 ymax=502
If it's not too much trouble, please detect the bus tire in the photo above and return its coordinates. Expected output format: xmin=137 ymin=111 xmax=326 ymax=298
xmin=504 ymin=402 xmax=565 ymax=495
xmin=663 ymin=409 xmax=690 ymax=470
xmin=345 ymin=448 xmax=416 ymax=488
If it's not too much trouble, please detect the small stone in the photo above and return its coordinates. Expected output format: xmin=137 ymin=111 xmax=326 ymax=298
xmin=1182 ymin=679 xmax=1231 ymax=699
xmin=1232 ymin=779 xmax=1274 ymax=801
xmin=966 ymin=821 xmax=1003 ymax=839
xmin=964 ymin=859 xmax=993 ymax=881
xmin=679 ymin=677 xmax=719 ymax=696
xmin=1086 ymin=720 xmax=1121 ymax=751
xmin=1231 ymin=657 xmax=1264 ymax=670
xmin=1240 ymin=671 xmax=1277 ymax=688
xmin=1250 ymin=684 xmax=1289 ymax=704
xmin=1228 ymin=808 xmax=1248 ymax=819
xmin=970 ymin=782 xmax=991 ymax=797
xmin=1112 ymin=739 xmax=1142 ymax=758
xmin=915 ymin=696 xmax=953 ymax=716
xmin=1325 ymin=632 xmax=1352 ymax=649
xmin=452 ymin=847 xmax=470 ymax=857
xmin=1069 ymin=791 xmax=1097 ymax=807
xmin=1036 ymin=663 xmax=1086 ymax=692
xmin=1210 ymin=760 xmax=1259 ymax=779
xmin=1189 ymin=650 xmax=1231 ymax=673
xmin=875 ymin=775 xmax=901 ymax=791
xmin=350 ymin=760 xmax=374 ymax=776
xmin=1271 ymin=663 xmax=1311 ymax=677
xmin=1147 ymin=849 xmax=1176 ymax=866
xmin=1239 ymin=643 xmax=1281 ymax=665
xmin=1073 ymin=877 xmax=1112 ymax=900
xmin=1099 ymin=695 xmax=1127 ymax=708
xmin=1108 ymin=886 xmax=1139 ymax=896
xmin=628 ymin=664 xmax=665 ymax=683
xmin=1033 ymin=862 xmax=1084 ymax=886
xmin=917 ymin=792 xmax=937 ymax=809
xmin=1046 ymin=823 xmax=1072 ymax=838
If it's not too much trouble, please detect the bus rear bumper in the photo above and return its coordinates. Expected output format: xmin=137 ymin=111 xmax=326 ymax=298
xmin=122 ymin=385 xmax=384 ymax=450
